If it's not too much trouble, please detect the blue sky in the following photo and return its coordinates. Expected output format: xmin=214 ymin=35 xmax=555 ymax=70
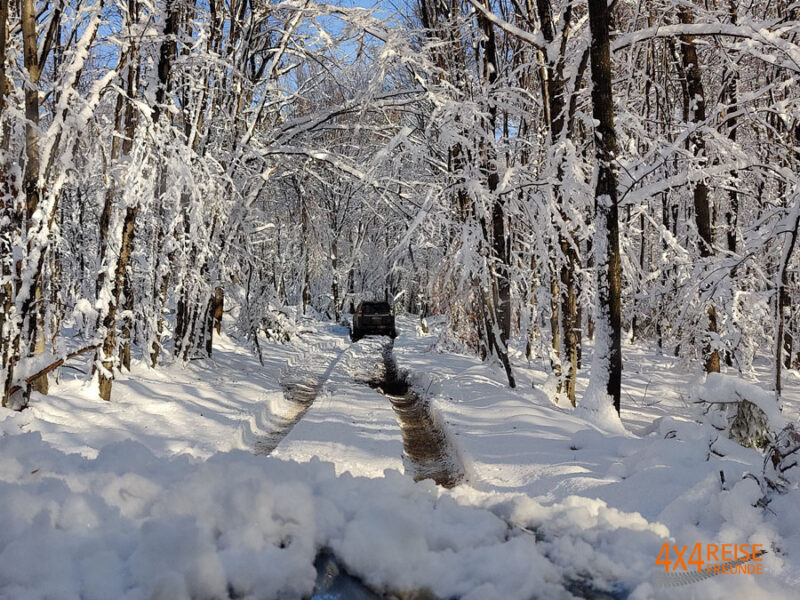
xmin=331 ymin=0 xmax=410 ymax=16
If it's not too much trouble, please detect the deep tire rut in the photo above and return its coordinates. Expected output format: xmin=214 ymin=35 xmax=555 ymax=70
xmin=371 ymin=340 xmax=465 ymax=488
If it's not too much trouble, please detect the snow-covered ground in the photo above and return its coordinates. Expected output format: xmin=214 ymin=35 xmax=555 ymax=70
xmin=273 ymin=335 xmax=406 ymax=478
xmin=0 ymin=316 xmax=797 ymax=599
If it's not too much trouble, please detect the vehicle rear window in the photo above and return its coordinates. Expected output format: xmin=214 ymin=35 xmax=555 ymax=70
xmin=362 ymin=303 xmax=391 ymax=314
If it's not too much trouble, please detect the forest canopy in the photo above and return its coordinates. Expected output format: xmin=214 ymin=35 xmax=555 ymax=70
xmin=1 ymin=0 xmax=799 ymax=416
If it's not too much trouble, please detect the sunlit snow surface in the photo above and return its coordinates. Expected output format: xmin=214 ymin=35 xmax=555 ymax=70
xmin=0 ymin=317 xmax=797 ymax=598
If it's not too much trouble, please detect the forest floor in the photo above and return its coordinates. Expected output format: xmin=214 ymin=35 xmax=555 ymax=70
xmin=0 ymin=315 xmax=798 ymax=599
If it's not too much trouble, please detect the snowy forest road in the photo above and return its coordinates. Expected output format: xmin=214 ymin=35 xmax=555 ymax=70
xmin=260 ymin=327 xmax=464 ymax=488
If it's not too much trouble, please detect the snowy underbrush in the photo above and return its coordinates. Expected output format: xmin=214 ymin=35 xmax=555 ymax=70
xmin=228 ymin=288 xmax=305 ymax=350
xmin=693 ymin=373 xmax=800 ymax=501
xmin=693 ymin=373 xmax=784 ymax=450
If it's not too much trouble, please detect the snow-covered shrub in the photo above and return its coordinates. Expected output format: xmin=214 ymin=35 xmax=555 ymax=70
xmin=71 ymin=299 xmax=98 ymax=339
xmin=694 ymin=373 xmax=784 ymax=450
xmin=261 ymin=306 xmax=297 ymax=342
xmin=762 ymin=424 xmax=800 ymax=494
xmin=229 ymin=282 xmax=298 ymax=351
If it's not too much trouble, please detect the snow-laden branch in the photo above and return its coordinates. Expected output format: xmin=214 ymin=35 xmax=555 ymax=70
xmin=613 ymin=21 xmax=800 ymax=73
xmin=464 ymin=0 xmax=547 ymax=55
xmin=462 ymin=2 xmax=800 ymax=76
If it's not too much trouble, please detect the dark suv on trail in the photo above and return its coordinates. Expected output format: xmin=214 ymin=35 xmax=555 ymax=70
xmin=352 ymin=301 xmax=396 ymax=341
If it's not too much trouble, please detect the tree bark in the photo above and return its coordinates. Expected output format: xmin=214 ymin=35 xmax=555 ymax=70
xmin=153 ymin=0 xmax=180 ymax=124
xmin=119 ymin=1 xmax=140 ymax=368
xmin=678 ymin=7 xmax=720 ymax=374
xmin=212 ymin=287 xmax=224 ymax=334
xmin=533 ymin=0 xmax=578 ymax=403
xmin=0 ymin=0 xmax=8 ymax=116
xmin=587 ymin=0 xmax=623 ymax=413
xmin=331 ymin=237 xmax=340 ymax=321
xmin=95 ymin=0 xmax=142 ymax=396
xmin=0 ymin=0 xmax=9 ymax=377
xmin=561 ymin=244 xmax=578 ymax=404
xmin=97 ymin=206 xmax=138 ymax=401
xmin=21 ymin=0 xmax=47 ymax=395
xmin=775 ymin=207 xmax=800 ymax=396
xmin=478 ymin=3 xmax=515 ymax=387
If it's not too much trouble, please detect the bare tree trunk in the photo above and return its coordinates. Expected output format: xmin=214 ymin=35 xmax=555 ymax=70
xmin=587 ymin=0 xmax=623 ymax=413
xmin=561 ymin=245 xmax=578 ymax=404
xmin=657 ymin=193 xmax=668 ymax=352
xmin=151 ymin=258 xmax=170 ymax=367
xmin=149 ymin=0 xmax=180 ymax=367
xmin=95 ymin=0 xmax=142 ymax=396
xmin=21 ymin=0 xmax=47 ymax=395
xmin=679 ymin=7 xmax=720 ymax=374
xmin=204 ymin=297 xmax=214 ymax=357
xmin=0 ymin=0 xmax=9 ymax=376
xmin=0 ymin=0 xmax=8 ymax=116
xmin=722 ymin=0 xmax=740 ymax=367
xmin=550 ymin=270 xmax=561 ymax=378
xmin=119 ymin=5 xmax=140 ymax=369
xmin=631 ymin=211 xmax=646 ymax=343
xmin=153 ymin=0 xmax=179 ymax=124
xmin=119 ymin=224 xmax=136 ymax=371
xmin=775 ymin=207 xmax=800 ymax=395
xmin=331 ymin=238 xmax=339 ymax=321
xmin=3 ymin=0 xmax=87 ymax=405
xmin=534 ymin=0 xmax=578 ymax=403
xmin=97 ymin=206 xmax=138 ymax=400
xmin=174 ymin=290 xmax=188 ymax=357
xmin=347 ymin=228 xmax=356 ymax=314
xmin=302 ymin=201 xmax=311 ymax=314
xmin=184 ymin=300 xmax=201 ymax=361
xmin=478 ymin=3 xmax=515 ymax=387
xmin=212 ymin=287 xmax=224 ymax=334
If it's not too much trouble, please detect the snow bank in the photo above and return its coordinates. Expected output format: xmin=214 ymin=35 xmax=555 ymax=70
xmin=577 ymin=380 xmax=627 ymax=435
xmin=694 ymin=373 xmax=785 ymax=450
xmin=0 ymin=433 xmax=577 ymax=600
xmin=393 ymin=318 xmax=799 ymax=597
xmin=14 ymin=330 xmax=296 ymax=461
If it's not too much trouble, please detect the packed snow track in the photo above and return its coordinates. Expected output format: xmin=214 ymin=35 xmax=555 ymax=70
xmin=254 ymin=338 xmax=350 ymax=455
xmin=256 ymin=329 xmax=464 ymax=489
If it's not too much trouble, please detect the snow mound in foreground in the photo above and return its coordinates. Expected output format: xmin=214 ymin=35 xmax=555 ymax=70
xmin=3 ymin=429 xmax=795 ymax=600
xmin=0 ymin=431 xmax=685 ymax=600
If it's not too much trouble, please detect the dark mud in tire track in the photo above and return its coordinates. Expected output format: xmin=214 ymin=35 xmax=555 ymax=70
xmin=370 ymin=340 xmax=464 ymax=488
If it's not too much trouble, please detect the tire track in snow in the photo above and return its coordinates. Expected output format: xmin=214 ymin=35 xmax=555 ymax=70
xmin=253 ymin=336 xmax=351 ymax=455
xmin=365 ymin=338 xmax=465 ymax=488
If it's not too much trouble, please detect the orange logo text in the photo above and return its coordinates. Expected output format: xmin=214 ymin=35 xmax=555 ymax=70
xmin=656 ymin=543 xmax=765 ymax=575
